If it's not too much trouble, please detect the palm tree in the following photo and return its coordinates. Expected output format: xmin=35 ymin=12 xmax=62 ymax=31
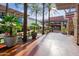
xmin=42 ymin=3 xmax=45 ymax=34
xmin=47 ymin=3 xmax=52 ymax=30
xmin=15 ymin=3 xmax=28 ymax=43
xmin=22 ymin=3 xmax=28 ymax=43
xmin=29 ymin=3 xmax=42 ymax=24
xmin=47 ymin=3 xmax=56 ymax=32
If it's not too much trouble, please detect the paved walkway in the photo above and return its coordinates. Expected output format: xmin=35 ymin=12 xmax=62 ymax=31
xmin=26 ymin=32 xmax=79 ymax=56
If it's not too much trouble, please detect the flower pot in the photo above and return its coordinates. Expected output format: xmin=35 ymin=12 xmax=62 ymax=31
xmin=4 ymin=36 xmax=17 ymax=47
xmin=31 ymin=32 xmax=37 ymax=40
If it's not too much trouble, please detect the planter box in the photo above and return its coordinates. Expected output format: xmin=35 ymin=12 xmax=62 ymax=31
xmin=4 ymin=36 xmax=17 ymax=47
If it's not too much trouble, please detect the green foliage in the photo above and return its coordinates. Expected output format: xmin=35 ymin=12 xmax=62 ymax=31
xmin=1 ymin=14 xmax=17 ymax=32
xmin=46 ymin=3 xmax=56 ymax=10
xmin=0 ymin=14 xmax=22 ymax=35
xmin=16 ymin=22 xmax=22 ymax=32
xmin=29 ymin=3 xmax=42 ymax=16
xmin=0 ymin=38 xmax=4 ymax=44
xmin=61 ymin=26 xmax=67 ymax=33
xmin=3 ymin=14 xmax=18 ymax=23
xmin=30 ymin=23 xmax=39 ymax=31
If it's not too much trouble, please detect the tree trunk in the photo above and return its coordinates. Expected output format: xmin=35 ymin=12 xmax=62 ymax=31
xmin=36 ymin=10 xmax=37 ymax=24
xmin=6 ymin=3 xmax=13 ymax=36
xmin=48 ymin=9 xmax=50 ymax=31
xmin=42 ymin=3 xmax=45 ymax=34
xmin=6 ymin=3 xmax=8 ymax=15
xmin=22 ymin=3 xmax=27 ymax=43
xmin=10 ymin=23 xmax=12 ymax=37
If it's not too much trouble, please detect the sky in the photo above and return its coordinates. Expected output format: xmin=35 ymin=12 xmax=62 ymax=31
xmin=0 ymin=3 xmax=76 ymax=21
xmin=8 ymin=3 xmax=65 ymax=21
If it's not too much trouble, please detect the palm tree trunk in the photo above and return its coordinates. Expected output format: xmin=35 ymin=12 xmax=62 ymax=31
xmin=42 ymin=3 xmax=45 ymax=34
xmin=10 ymin=24 xmax=12 ymax=37
xmin=36 ymin=10 xmax=37 ymax=24
xmin=6 ymin=3 xmax=8 ymax=15
xmin=6 ymin=3 xmax=13 ymax=36
xmin=48 ymin=9 xmax=50 ymax=31
xmin=22 ymin=3 xmax=27 ymax=43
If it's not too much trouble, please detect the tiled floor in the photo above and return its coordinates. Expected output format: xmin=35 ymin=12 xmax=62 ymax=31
xmin=25 ymin=32 xmax=79 ymax=56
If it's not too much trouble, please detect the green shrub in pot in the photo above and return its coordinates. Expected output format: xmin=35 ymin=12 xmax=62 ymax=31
xmin=30 ymin=23 xmax=39 ymax=40
xmin=1 ymin=14 xmax=21 ymax=47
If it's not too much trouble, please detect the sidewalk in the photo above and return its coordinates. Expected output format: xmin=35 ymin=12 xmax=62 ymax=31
xmin=24 ymin=32 xmax=79 ymax=56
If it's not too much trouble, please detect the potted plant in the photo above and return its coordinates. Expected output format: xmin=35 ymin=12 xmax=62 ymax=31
xmin=30 ymin=23 xmax=39 ymax=40
xmin=1 ymin=14 xmax=20 ymax=47
xmin=49 ymin=26 xmax=53 ymax=32
xmin=31 ymin=30 xmax=37 ymax=40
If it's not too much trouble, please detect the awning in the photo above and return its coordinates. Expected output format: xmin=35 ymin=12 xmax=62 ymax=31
xmin=56 ymin=3 xmax=77 ymax=10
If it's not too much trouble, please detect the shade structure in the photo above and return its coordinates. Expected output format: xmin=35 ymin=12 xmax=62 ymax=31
xmin=56 ymin=3 xmax=77 ymax=10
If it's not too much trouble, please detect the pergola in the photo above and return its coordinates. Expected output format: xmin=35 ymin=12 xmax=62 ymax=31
xmin=56 ymin=3 xmax=76 ymax=10
xmin=56 ymin=3 xmax=79 ymax=45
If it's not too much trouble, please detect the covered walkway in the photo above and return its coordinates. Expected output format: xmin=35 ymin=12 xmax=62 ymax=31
xmin=23 ymin=33 xmax=79 ymax=56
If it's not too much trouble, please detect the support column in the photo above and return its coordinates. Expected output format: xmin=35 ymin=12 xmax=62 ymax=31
xmin=68 ymin=19 xmax=74 ymax=35
xmin=73 ymin=12 xmax=77 ymax=43
xmin=65 ymin=15 xmax=71 ymax=35
xmin=66 ymin=19 xmax=71 ymax=35
xmin=76 ymin=4 xmax=79 ymax=45
xmin=65 ymin=12 xmax=74 ymax=35
xmin=61 ymin=22 xmax=64 ymax=32
xmin=68 ymin=19 xmax=71 ymax=34
xmin=67 ymin=19 xmax=69 ymax=35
